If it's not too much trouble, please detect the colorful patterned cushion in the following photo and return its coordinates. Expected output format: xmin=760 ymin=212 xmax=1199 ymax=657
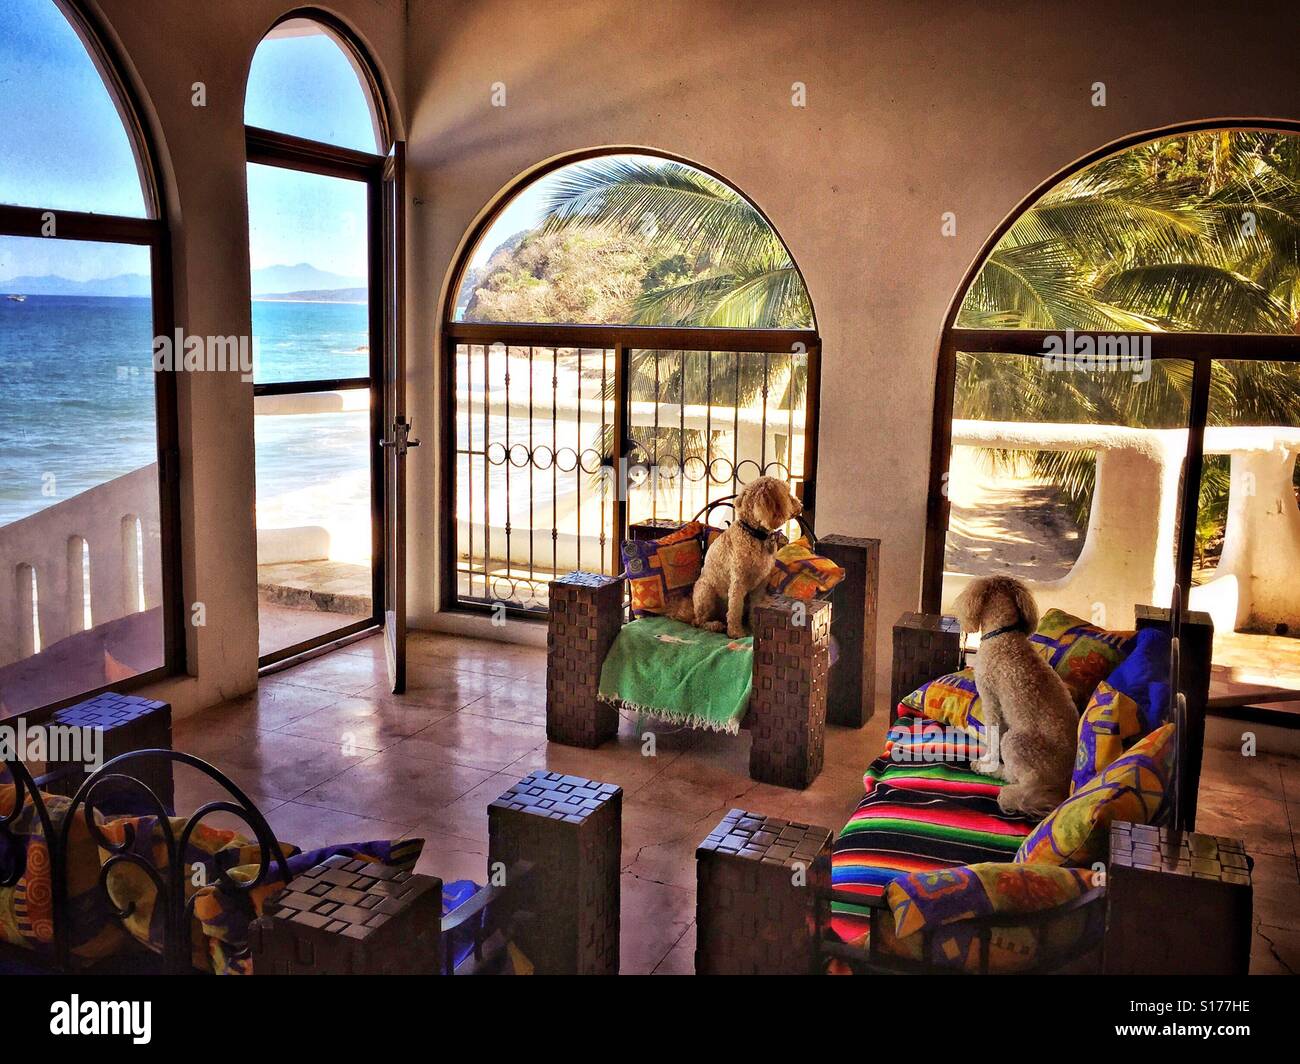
xmin=1030 ymin=608 xmax=1138 ymax=710
xmin=1072 ymin=682 xmax=1145 ymax=794
xmin=1071 ymin=627 xmax=1171 ymax=792
xmin=899 ymin=668 xmax=986 ymax=735
xmin=621 ymin=521 xmax=706 ymax=616
xmin=0 ymin=786 xmax=128 ymax=963
xmin=888 ymin=861 xmax=1094 ymax=936
xmin=877 ymin=862 xmax=1097 ymax=973
xmin=767 ymin=536 xmax=845 ymax=600
xmin=1016 ymin=723 xmax=1175 ymax=867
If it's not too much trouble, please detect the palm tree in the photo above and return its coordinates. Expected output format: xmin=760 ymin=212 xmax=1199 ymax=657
xmin=539 ymin=156 xmax=813 ymax=330
xmin=953 ymin=131 xmax=1300 ymax=544
xmin=539 ymin=156 xmax=814 ymax=483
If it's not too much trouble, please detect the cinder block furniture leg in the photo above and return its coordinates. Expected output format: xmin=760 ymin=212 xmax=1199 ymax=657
xmin=819 ymin=534 xmax=880 ymax=728
xmin=695 ymin=809 xmax=831 ymax=974
xmin=488 ymin=771 xmax=622 ymax=975
xmin=546 ymin=572 xmax=623 ymax=748
xmin=37 ymin=693 xmax=174 ymax=814
xmin=749 ymin=595 xmax=831 ymax=788
xmin=1103 ymin=822 xmax=1251 ymax=975
xmin=890 ymin=613 xmax=962 ymax=723
xmin=1135 ymin=604 xmax=1213 ymax=828
xmin=250 ymin=854 xmax=444 ymax=974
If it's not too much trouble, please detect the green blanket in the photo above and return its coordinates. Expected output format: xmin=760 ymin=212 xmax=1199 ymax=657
xmin=597 ymin=615 xmax=754 ymax=734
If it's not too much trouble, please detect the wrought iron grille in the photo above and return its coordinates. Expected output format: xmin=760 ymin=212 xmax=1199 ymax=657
xmin=446 ymin=324 xmax=820 ymax=613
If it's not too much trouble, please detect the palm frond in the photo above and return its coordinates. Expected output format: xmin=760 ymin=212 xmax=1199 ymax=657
xmin=539 ymin=158 xmax=780 ymax=269
xmin=1098 ymin=263 xmax=1293 ymax=332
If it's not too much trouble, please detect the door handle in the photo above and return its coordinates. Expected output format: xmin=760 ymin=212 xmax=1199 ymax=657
xmin=380 ymin=420 xmax=419 ymax=453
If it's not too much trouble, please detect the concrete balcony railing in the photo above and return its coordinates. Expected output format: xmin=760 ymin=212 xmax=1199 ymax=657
xmin=943 ymin=419 xmax=1300 ymax=633
xmin=0 ymin=464 xmax=161 ymax=668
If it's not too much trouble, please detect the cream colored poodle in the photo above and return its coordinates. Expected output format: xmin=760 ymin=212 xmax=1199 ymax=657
xmin=951 ymin=575 xmax=1076 ymax=819
xmin=681 ymin=477 xmax=802 ymax=638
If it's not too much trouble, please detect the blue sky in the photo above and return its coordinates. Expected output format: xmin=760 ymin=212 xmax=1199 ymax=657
xmin=0 ymin=2 xmax=375 ymax=284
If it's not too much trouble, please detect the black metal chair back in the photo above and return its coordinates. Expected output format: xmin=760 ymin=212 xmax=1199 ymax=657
xmin=691 ymin=493 xmax=816 ymax=546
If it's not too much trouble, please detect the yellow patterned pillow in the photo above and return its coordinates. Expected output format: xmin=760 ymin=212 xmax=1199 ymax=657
xmin=767 ymin=536 xmax=845 ymax=600
xmin=1016 ymin=723 xmax=1174 ymax=867
xmin=899 ymin=667 xmax=985 ymax=735
xmin=1072 ymin=681 xmax=1145 ymax=793
xmin=1029 ymin=608 xmax=1137 ymax=710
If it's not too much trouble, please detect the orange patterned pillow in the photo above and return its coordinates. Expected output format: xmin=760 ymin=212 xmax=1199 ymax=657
xmin=621 ymin=522 xmax=705 ymax=616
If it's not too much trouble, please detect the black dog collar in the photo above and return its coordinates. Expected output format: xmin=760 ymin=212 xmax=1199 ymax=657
xmin=982 ymin=620 xmax=1030 ymax=641
xmin=738 ymin=519 xmax=773 ymax=543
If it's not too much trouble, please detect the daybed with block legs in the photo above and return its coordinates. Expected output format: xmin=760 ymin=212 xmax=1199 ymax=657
xmin=0 ymin=699 xmax=622 ymax=975
xmin=694 ymin=594 xmax=1254 ymax=975
xmin=547 ymin=497 xmax=879 ymax=789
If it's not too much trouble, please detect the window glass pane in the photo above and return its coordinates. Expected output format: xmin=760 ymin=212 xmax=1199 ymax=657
xmin=244 ymin=18 xmax=380 ymax=153
xmin=0 ymin=0 xmax=147 ymax=217
xmin=248 ymin=163 xmax=369 ymax=384
xmin=454 ymin=343 xmax=614 ymax=610
xmin=255 ymin=395 xmax=373 ymax=658
xmin=0 ymin=236 xmax=162 ymax=712
xmin=943 ymin=350 xmax=1191 ymax=630
xmin=958 ymin=130 xmax=1300 ymax=335
xmin=625 ymin=348 xmax=809 ymax=527
xmin=1192 ymin=359 xmax=1300 ymax=708
xmin=454 ymin=154 xmax=813 ymax=328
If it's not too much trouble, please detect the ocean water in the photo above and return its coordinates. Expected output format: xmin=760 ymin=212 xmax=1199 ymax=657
xmin=0 ymin=295 xmax=370 ymax=528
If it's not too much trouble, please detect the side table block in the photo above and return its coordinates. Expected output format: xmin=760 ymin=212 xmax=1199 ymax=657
xmin=695 ymin=809 xmax=831 ymax=974
xmin=250 ymin=854 xmax=444 ymax=975
xmin=890 ymin=613 xmax=962 ymax=721
xmin=546 ymin=572 xmax=622 ymax=748
xmin=41 ymin=693 xmax=173 ymax=814
xmin=488 ymin=771 xmax=622 ymax=975
xmin=749 ymin=596 xmax=830 ymax=789
xmin=819 ymin=535 xmax=880 ymax=729
xmin=1104 ymin=822 xmax=1252 ymax=975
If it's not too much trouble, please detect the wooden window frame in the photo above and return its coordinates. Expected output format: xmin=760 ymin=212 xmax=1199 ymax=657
xmin=244 ymin=11 xmax=395 ymax=669
xmin=922 ymin=120 xmax=1300 ymax=616
xmin=438 ymin=149 xmax=823 ymax=618
xmin=0 ymin=0 xmax=184 ymax=722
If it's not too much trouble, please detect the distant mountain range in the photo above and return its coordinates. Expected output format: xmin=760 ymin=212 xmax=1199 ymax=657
xmin=258 ymin=287 xmax=367 ymax=303
xmin=0 ymin=263 xmax=367 ymax=299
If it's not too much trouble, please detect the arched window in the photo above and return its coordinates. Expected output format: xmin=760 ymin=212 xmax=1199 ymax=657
xmin=927 ymin=123 xmax=1300 ymax=705
xmin=0 ymin=0 xmax=179 ymax=715
xmin=245 ymin=15 xmax=385 ymax=152
xmin=244 ymin=12 xmax=398 ymax=667
xmin=443 ymin=150 xmax=819 ymax=612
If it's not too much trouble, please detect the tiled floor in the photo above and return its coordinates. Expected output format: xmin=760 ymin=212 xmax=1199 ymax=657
xmin=172 ymin=630 xmax=1300 ymax=975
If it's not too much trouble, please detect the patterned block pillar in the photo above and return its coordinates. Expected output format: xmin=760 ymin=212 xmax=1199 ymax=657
xmin=695 ymin=809 xmax=831 ymax=974
xmin=250 ymin=854 xmax=445 ymax=975
xmin=819 ymin=534 xmax=880 ymax=728
xmin=546 ymin=572 xmax=623 ymax=748
xmin=749 ymin=595 xmax=830 ymax=789
xmin=39 ymin=693 xmax=173 ymax=814
xmin=488 ymin=771 xmax=622 ymax=975
xmin=1135 ymin=604 xmax=1213 ymax=829
xmin=890 ymin=613 xmax=962 ymax=722
xmin=1104 ymin=822 xmax=1251 ymax=975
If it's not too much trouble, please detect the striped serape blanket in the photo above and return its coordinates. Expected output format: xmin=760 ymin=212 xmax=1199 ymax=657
xmin=830 ymin=716 xmax=1038 ymax=945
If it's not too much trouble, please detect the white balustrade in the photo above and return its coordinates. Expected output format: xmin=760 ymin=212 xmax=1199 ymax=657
xmin=0 ymin=464 xmax=161 ymax=668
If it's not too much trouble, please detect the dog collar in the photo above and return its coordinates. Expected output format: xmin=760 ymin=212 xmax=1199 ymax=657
xmin=738 ymin=519 xmax=773 ymax=543
xmin=982 ymin=621 xmax=1029 ymax=641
